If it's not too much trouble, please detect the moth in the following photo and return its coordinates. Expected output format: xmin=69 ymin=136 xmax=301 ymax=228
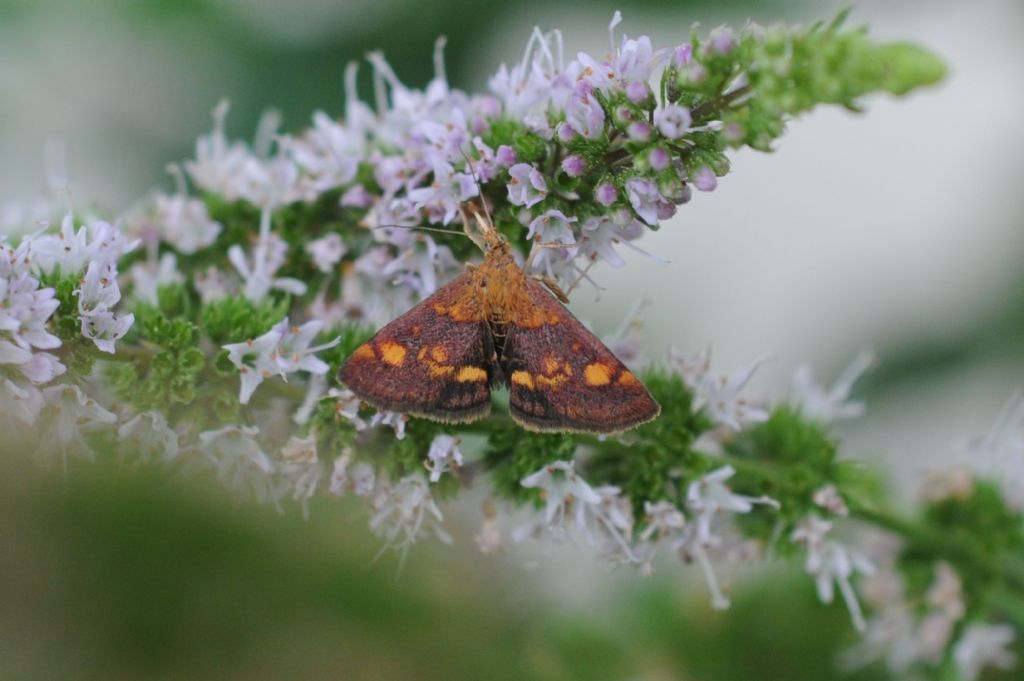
xmin=339 ymin=206 xmax=660 ymax=434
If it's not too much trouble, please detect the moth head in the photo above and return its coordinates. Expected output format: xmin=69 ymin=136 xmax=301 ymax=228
xmin=460 ymin=202 xmax=506 ymax=253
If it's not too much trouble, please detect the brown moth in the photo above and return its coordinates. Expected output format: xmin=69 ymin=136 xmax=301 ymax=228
xmin=338 ymin=206 xmax=660 ymax=434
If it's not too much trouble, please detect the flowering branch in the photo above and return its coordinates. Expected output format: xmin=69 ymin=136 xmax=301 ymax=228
xmin=7 ymin=8 xmax=1020 ymax=680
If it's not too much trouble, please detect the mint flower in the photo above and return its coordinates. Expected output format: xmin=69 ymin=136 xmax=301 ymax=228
xmin=506 ymin=162 xmax=548 ymax=207
xmin=223 ymin=318 xmax=339 ymax=404
xmin=953 ymin=623 xmax=1017 ymax=681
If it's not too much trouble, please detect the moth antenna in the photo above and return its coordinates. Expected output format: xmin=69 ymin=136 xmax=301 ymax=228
xmin=459 ymin=148 xmax=496 ymax=235
xmin=371 ymin=223 xmax=469 ymax=239
xmin=458 ymin=204 xmax=488 ymax=252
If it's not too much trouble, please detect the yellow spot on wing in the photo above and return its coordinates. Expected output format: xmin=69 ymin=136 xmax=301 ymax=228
xmin=430 ymin=346 xmax=448 ymax=363
xmin=379 ymin=341 xmax=407 ymax=367
xmin=428 ymin=365 xmax=454 ymax=378
xmin=352 ymin=344 xmax=375 ymax=360
xmin=543 ymin=357 xmax=560 ymax=375
xmin=456 ymin=366 xmax=487 ymax=382
xmin=511 ymin=371 xmax=535 ymax=389
xmin=584 ymin=362 xmax=613 ymax=386
xmin=617 ymin=371 xmax=639 ymax=387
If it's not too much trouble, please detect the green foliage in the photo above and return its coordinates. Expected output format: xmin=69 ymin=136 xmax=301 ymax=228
xmin=897 ymin=480 xmax=1024 ymax=609
xmin=588 ymin=372 xmax=711 ymax=519
xmin=724 ymin=407 xmax=840 ymax=544
xmin=484 ymin=423 xmax=578 ymax=504
xmin=201 ymin=295 xmax=289 ymax=345
xmin=671 ymin=10 xmax=946 ymax=152
xmin=112 ymin=304 xmax=205 ymax=410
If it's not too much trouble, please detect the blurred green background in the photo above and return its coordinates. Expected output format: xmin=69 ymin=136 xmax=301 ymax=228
xmin=2 ymin=0 xmax=1023 ymax=679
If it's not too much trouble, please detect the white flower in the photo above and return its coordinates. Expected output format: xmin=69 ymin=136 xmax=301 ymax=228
xmin=223 ymin=318 xmax=339 ymax=405
xmin=791 ymin=516 xmax=875 ymax=632
xmin=686 ymin=466 xmax=778 ymax=545
xmin=223 ymin=326 xmax=281 ymax=405
xmin=407 ymin=159 xmax=478 ymax=225
xmin=369 ymin=410 xmax=408 ymax=440
xmin=129 ymin=252 xmax=184 ymax=305
xmin=350 ymin=462 xmax=376 ymax=497
xmin=186 ymin=101 xmax=304 ymax=207
xmin=152 ymin=193 xmax=222 ymax=254
xmin=193 ymin=266 xmax=232 ymax=303
xmin=0 ymin=271 xmax=61 ymax=351
xmin=197 ymin=425 xmax=276 ymax=504
xmin=671 ymin=349 xmax=770 ymax=431
xmin=0 ymin=377 xmax=44 ymax=424
xmin=304 ymin=233 xmax=346 ymax=274
xmin=286 ymin=110 xmax=362 ymax=193
xmin=425 ymin=434 xmax=464 ymax=482
xmin=368 ymin=474 xmax=451 ymax=563
xmin=520 ymin=460 xmax=635 ymax=560
xmin=227 ymin=208 xmax=307 ymax=302
xmin=328 ymin=448 xmax=355 ymax=496
xmin=278 ymin=433 xmax=322 ymax=518
xmin=812 ymin=484 xmax=849 ymax=517
xmin=790 ymin=351 xmax=873 ymax=423
xmin=506 ymin=163 xmax=547 ymax=208
xmin=522 ymin=460 xmax=602 ymax=530
xmin=953 ymin=623 xmax=1017 ymax=681
xmin=526 ymin=208 xmax=577 ymax=245
xmin=118 ymin=410 xmax=180 ymax=463
xmin=638 ymin=500 xmax=686 ymax=543
xmin=76 ymin=261 xmax=135 ymax=354
xmin=33 ymin=213 xmax=139 ymax=276
xmin=326 ymin=387 xmax=368 ymax=430
xmin=37 ymin=384 xmax=117 ymax=466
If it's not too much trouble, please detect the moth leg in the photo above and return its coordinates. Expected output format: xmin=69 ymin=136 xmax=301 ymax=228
xmin=564 ymin=258 xmax=599 ymax=298
xmin=528 ymin=274 xmax=570 ymax=304
xmin=523 ymin=240 xmax=572 ymax=273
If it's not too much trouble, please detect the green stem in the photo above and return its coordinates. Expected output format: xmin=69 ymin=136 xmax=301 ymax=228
xmin=690 ymin=83 xmax=752 ymax=122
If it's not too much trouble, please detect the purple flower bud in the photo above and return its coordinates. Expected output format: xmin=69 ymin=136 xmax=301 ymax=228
xmin=654 ymin=104 xmax=692 ymax=139
xmin=686 ymin=63 xmax=708 ymax=84
xmin=561 ymin=154 xmax=586 ymax=178
xmin=627 ymin=121 xmax=652 ymax=142
xmin=724 ymin=122 xmax=744 ymax=143
xmin=626 ymin=81 xmax=650 ymax=104
xmin=595 ymin=183 xmax=618 ymax=206
xmin=614 ymin=106 xmax=634 ymax=124
xmin=692 ymin=166 xmax=718 ymax=192
xmin=709 ymin=28 xmax=734 ymax=55
xmin=556 ymin=122 xmax=578 ymax=143
xmin=673 ymin=43 xmax=693 ymax=66
xmin=495 ymin=145 xmax=518 ymax=168
xmin=648 ymin=147 xmax=670 ymax=171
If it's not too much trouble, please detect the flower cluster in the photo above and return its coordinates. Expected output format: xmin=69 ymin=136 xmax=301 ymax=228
xmin=1 ymin=213 xmax=136 ymax=435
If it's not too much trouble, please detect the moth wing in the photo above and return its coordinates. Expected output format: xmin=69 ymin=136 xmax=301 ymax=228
xmin=499 ymin=279 xmax=660 ymax=434
xmin=339 ymin=272 xmax=495 ymax=423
